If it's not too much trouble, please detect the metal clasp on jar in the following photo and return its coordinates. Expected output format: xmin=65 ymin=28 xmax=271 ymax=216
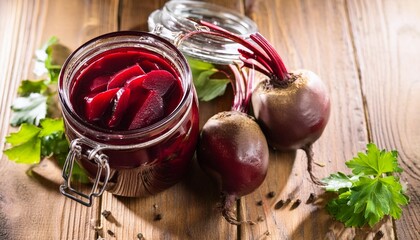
xmin=60 ymin=138 xmax=110 ymax=207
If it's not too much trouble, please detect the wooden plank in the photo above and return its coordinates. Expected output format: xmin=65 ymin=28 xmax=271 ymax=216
xmin=238 ymin=0 xmax=393 ymax=239
xmin=98 ymin=1 xmax=245 ymax=239
xmin=0 ymin=0 xmax=118 ymax=239
xmin=118 ymin=0 xmax=167 ymax=31
xmin=347 ymin=0 xmax=420 ymax=239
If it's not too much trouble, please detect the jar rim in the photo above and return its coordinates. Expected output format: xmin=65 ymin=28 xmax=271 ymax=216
xmin=148 ymin=0 xmax=258 ymax=64
xmin=58 ymin=31 xmax=193 ymax=142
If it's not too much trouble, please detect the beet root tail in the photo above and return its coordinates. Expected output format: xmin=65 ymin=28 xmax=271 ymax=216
xmin=221 ymin=194 xmax=256 ymax=226
xmin=302 ymin=144 xmax=326 ymax=186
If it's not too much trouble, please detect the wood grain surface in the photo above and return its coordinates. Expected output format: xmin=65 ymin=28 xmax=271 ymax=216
xmin=0 ymin=0 xmax=418 ymax=239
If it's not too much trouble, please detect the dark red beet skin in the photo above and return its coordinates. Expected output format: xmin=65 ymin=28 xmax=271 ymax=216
xmin=197 ymin=111 xmax=269 ymax=225
xmin=252 ymin=70 xmax=331 ymax=150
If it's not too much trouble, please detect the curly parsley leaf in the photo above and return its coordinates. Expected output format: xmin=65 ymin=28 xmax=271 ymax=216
xmin=10 ymin=93 xmax=47 ymax=126
xmin=187 ymin=57 xmax=230 ymax=101
xmin=323 ymin=143 xmax=409 ymax=228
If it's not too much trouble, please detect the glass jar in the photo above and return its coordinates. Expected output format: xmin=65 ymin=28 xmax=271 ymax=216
xmin=58 ymin=31 xmax=199 ymax=206
xmin=148 ymin=0 xmax=258 ymax=64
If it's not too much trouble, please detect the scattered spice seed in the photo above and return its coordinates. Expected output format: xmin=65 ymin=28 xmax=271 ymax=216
xmin=306 ymin=193 xmax=315 ymax=204
xmin=266 ymin=191 xmax=275 ymax=198
xmin=291 ymin=199 xmax=302 ymax=209
xmin=274 ymin=200 xmax=284 ymax=209
xmin=264 ymin=230 xmax=270 ymax=236
xmin=284 ymin=198 xmax=291 ymax=205
xmin=153 ymin=204 xmax=158 ymax=209
xmin=154 ymin=213 xmax=163 ymax=221
xmin=107 ymin=229 xmax=115 ymax=237
xmin=256 ymin=200 xmax=263 ymax=206
xmin=101 ymin=210 xmax=111 ymax=219
xmin=257 ymin=215 xmax=264 ymax=222
xmin=374 ymin=230 xmax=384 ymax=239
xmin=137 ymin=233 xmax=145 ymax=240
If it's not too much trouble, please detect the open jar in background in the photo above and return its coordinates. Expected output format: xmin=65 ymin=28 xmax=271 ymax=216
xmin=148 ymin=0 xmax=258 ymax=64
xmin=58 ymin=31 xmax=199 ymax=206
xmin=149 ymin=1 xmax=258 ymax=101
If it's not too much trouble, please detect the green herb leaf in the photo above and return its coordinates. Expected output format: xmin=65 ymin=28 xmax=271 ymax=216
xmin=188 ymin=57 xmax=214 ymax=71
xmin=325 ymin=191 xmax=366 ymax=227
xmin=34 ymin=36 xmax=69 ymax=83
xmin=4 ymin=37 xmax=88 ymax=183
xmin=196 ymin=75 xmax=230 ymax=101
xmin=10 ymin=93 xmax=47 ymax=126
xmin=18 ymin=79 xmax=48 ymax=96
xmin=346 ymin=143 xmax=401 ymax=176
xmin=38 ymin=118 xmax=90 ymax=184
xmin=4 ymin=124 xmax=42 ymax=164
xmin=321 ymin=172 xmax=359 ymax=192
xmin=187 ymin=57 xmax=230 ymax=101
xmin=40 ymin=118 xmax=68 ymax=159
xmin=324 ymin=143 xmax=409 ymax=228
xmin=39 ymin=118 xmax=65 ymax=137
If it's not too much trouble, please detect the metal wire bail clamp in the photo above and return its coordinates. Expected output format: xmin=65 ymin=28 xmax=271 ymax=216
xmin=59 ymin=138 xmax=110 ymax=207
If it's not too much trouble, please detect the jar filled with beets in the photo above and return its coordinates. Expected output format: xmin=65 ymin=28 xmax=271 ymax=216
xmin=58 ymin=31 xmax=199 ymax=206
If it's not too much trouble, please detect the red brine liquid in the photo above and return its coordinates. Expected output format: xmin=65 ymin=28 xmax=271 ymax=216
xmin=71 ymin=47 xmax=183 ymax=131
xmin=65 ymin=46 xmax=199 ymax=197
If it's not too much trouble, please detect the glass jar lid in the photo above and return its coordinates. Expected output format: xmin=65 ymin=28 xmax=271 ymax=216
xmin=148 ymin=0 xmax=258 ymax=64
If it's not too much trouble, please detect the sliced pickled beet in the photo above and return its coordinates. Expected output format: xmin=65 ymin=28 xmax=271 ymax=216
xmin=125 ymin=74 xmax=148 ymax=91
xmin=140 ymin=60 xmax=160 ymax=72
xmin=85 ymin=88 xmax=119 ymax=121
xmin=142 ymin=70 xmax=177 ymax=96
xmin=89 ymin=75 xmax=110 ymax=93
xmin=107 ymin=64 xmax=145 ymax=89
xmin=128 ymin=91 xmax=164 ymax=130
xmin=98 ymin=51 xmax=142 ymax=73
xmin=136 ymin=52 xmax=176 ymax=76
xmin=107 ymin=87 xmax=131 ymax=127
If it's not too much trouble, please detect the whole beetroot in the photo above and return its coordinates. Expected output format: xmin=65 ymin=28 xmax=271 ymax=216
xmin=188 ymin=20 xmax=331 ymax=185
xmin=252 ymin=69 xmax=330 ymax=151
xmin=197 ymin=66 xmax=269 ymax=225
xmin=198 ymin=111 xmax=269 ymax=225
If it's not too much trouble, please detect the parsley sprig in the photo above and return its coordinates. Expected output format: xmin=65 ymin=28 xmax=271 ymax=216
xmin=322 ymin=143 xmax=409 ymax=227
xmin=3 ymin=37 xmax=88 ymax=183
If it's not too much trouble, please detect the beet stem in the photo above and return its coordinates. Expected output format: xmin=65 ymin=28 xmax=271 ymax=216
xmin=249 ymin=33 xmax=288 ymax=80
xmin=229 ymin=64 xmax=253 ymax=113
xmin=179 ymin=19 xmax=282 ymax=81
xmin=222 ymin=194 xmax=256 ymax=226
xmin=302 ymin=144 xmax=326 ymax=186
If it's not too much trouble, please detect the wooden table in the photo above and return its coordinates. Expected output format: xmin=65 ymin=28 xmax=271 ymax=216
xmin=0 ymin=0 xmax=419 ymax=239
